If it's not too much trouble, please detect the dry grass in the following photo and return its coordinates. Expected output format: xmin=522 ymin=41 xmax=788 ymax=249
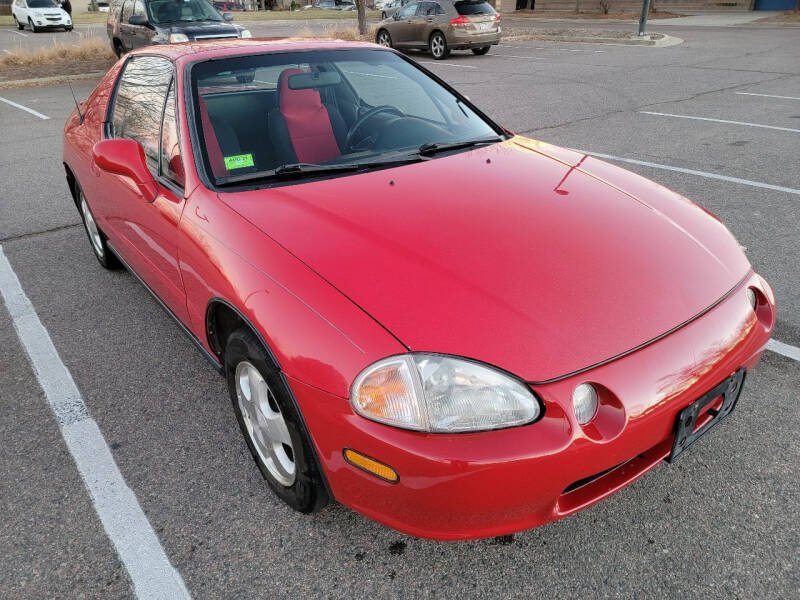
xmin=0 ymin=36 xmax=115 ymax=69
xmin=294 ymin=23 xmax=377 ymax=42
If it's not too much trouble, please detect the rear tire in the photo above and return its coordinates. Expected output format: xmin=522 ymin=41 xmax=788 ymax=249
xmin=376 ymin=29 xmax=392 ymax=48
xmin=472 ymin=46 xmax=490 ymax=55
xmin=224 ymin=328 xmax=329 ymax=514
xmin=76 ymin=184 xmax=121 ymax=270
xmin=429 ymin=31 xmax=449 ymax=60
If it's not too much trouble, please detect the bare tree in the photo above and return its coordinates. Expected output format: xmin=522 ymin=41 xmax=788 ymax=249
xmin=356 ymin=0 xmax=367 ymax=35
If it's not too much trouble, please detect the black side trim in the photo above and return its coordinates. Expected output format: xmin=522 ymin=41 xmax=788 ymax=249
xmin=529 ymin=271 xmax=752 ymax=385
xmin=107 ymin=242 xmax=223 ymax=373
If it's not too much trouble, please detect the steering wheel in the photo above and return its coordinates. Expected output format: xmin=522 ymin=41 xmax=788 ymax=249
xmin=345 ymin=105 xmax=405 ymax=151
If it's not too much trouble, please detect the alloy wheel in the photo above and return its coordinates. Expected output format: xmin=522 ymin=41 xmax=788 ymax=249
xmin=431 ymin=34 xmax=445 ymax=59
xmin=235 ymin=361 xmax=296 ymax=487
xmin=377 ymin=31 xmax=391 ymax=47
xmin=80 ymin=194 xmax=105 ymax=259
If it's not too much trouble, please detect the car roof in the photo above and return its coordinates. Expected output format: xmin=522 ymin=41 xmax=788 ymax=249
xmin=128 ymin=38 xmax=384 ymax=65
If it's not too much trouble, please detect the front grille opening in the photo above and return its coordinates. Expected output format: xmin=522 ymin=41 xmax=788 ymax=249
xmin=562 ymin=461 xmax=627 ymax=494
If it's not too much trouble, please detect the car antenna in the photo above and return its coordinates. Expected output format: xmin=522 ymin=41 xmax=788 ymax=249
xmin=68 ymin=82 xmax=84 ymax=124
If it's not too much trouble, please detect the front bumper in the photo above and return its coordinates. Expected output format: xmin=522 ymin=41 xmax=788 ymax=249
xmin=291 ymin=271 xmax=774 ymax=540
xmin=34 ymin=20 xmax=71 ymax=28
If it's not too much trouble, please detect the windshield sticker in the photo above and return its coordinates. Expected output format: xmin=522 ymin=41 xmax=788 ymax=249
xmin=224 ymin=153 xmax=254 ymax=170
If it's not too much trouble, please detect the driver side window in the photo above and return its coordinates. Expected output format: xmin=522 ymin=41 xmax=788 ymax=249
xmin=111 ymin=56 xmax=174 ymax=173
xmin=132 ymin=0 xmax=145 ymax=18
xmin=397 ymin=2 xmax=417 ymax=18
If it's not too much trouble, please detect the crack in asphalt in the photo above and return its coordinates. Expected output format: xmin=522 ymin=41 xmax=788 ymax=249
xmin=0 ymin=222 xmax=81 ymax=244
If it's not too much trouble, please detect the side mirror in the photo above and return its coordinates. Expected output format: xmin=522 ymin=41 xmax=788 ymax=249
xmin=222 ymin=11 xmax=233 ymax=21
xmin=392 ymin=12 xmax=399 ymax=20
xmin=92 ymin=139 xmax=157 ymax=201
xmin=128 ymin=15 xmax=147 ymax=26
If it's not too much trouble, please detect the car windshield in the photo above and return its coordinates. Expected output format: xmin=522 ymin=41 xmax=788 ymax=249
xmin=191 ymin=48 xmax=502 ymax=187
xmin=28 ymin=0 xmax=56 ymax=7
xmin=147 ymin=0 xmax=222 ymax=24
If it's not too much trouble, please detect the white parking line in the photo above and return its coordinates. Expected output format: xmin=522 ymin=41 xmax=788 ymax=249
xmin=0 ymin=97 xmax=50 ymax=120
xmin=495 ymin=54 xmax=545 ymax=60
xmin=735 ymin=92 xmax=800 ymax=101
xmin=2 ymin=49 xmax=11 ymax=55
xmin=639 ymin=111 xmax=800 ymax=134
xmin=419 ymin=61 xmax=478 ymax=68
xmin=0 ymin=246 xmax=191 ymax=600
xmin=575 ymin=149 xmax=800 ymax=197
xmin=766 ymin=339 xmax=800 ymax=362
xmin=7 ymin=29 xmax=28 ymax=37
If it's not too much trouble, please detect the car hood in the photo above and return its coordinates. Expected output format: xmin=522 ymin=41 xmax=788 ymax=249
xmin=159 ymin=22 xmax=239 ymax=37
xmin=28 ymin=7 xmax=67 ymax=14
xmin=220 ymin=137 xmax=751 ymax=382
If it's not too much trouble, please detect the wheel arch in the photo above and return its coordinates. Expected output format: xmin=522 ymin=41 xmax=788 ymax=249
xmin=63 ymin=162 xmax=80 ymax=209
xmin=205 ymin=296 xmax=334 ymax=508
xmin=205 ymin=297 xmax=280 ymax=370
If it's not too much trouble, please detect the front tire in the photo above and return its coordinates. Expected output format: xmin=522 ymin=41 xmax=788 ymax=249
xmin=78 ymin=188 xmax=120 ymax=270
xmin=472 ymin=46 xmax=490 ymax=55
xmin=429 ymin=31 xmax=449 ymax=60
xmin=14 ymin=15 xmax=24 ymax=30
xmin=112 ymin=38 xmax=125 ymax=58
xmin=376 ymin=29 xmax=392 ymax=48
xmin=225 ymin=328 xmax=329 ymax=513
xmin=65 ymin=25 xmax=73 ymax=32
xmin=29 ymin=19 xmax=40 ymax=33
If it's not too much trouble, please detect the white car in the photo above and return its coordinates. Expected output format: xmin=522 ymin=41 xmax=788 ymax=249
xmin=11 ymin=0 xmax=73 ymax=32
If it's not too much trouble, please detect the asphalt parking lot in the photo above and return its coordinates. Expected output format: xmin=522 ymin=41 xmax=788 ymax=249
xmin=1 ymin=22 xmax=798 ymax=599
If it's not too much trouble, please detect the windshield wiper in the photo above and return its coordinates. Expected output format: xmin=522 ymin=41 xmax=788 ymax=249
xmin=417 ymin=137 xmax=502 ymax=157
xmin=216 ymin=156 xmax=425 ymax=186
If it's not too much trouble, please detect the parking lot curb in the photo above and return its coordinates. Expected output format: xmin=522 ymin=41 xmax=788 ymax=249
xmin=0 ymin=72 xmax=105 ymax=90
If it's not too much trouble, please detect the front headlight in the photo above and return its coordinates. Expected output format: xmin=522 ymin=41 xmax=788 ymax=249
xmin=350 ymin=354 xmax=541 ymax=433
xmin=169 ymin=33 xmax=189 ymax=43
xmin=240 ymin=29 xmax=252 ymax=38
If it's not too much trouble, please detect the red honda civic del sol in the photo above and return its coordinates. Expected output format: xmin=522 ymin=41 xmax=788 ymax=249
xmin=63 ymin=39 xmax=775 ymax=540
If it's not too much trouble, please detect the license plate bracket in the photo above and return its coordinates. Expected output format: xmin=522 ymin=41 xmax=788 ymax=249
xmin=667 ymin=369 xmax=746 ymax=463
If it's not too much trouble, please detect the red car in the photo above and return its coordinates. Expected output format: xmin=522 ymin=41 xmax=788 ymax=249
xmin=63 ymin=39 xmax=775 ymax=540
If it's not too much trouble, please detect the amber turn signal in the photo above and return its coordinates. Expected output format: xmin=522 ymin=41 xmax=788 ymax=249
xmin=343 ymin=449 xmax=399 ymax=484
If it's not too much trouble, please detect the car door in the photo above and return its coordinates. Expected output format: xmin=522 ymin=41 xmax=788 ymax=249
xmin=422 ymin=1 xmax=447 ymax=42
xmin=117 ymin=0 xmax=134 ymax=48
xmin=415 ymin=1 xmax=442 ymax=47
xmin=103 ymin=55 xmax=189 ymax=322
xmin=390 ymin=2 xmax=419 ymax=46
xmin=127 ymin=0 xmax=154 ymax=48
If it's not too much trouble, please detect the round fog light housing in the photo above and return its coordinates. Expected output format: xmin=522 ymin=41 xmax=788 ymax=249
xmin=573 ymin=383 xmax=598 ymax=425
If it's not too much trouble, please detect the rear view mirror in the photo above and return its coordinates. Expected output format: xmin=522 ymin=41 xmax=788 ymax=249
xmin=92 ymin=139 xmax=157 ymax=201
xmin=128 ymin=15 xmax=147 ymax=26
xmin=223 ymin=12 xmax=233 ymax=21
xmin=288 ymin=71 xmax=342 ymax=90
